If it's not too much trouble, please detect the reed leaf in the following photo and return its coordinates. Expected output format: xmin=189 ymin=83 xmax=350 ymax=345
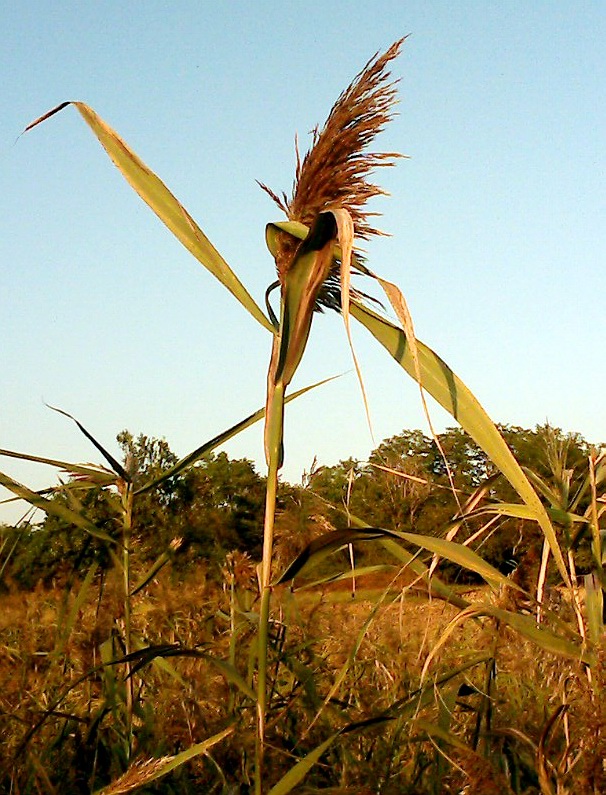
xmin=110 ymin=644 xmax=257 ymax=702
xmin=583 ymin=572 xmax=604 ymax=645
xmin=350 ymin=299 xmax=570 ymax=586
xmin=277 ymin=525 xmax=517 ymax=592
xmin=24 ymin=102 xmax=273 ymax=333
xmin=0 ymin=448 xmax=117 ymax=485
xmin=92 ymin=726 xmax=234 ymax=795
xmin=433 ymin=604 xmax=595 ymax=668
xmin=309 ymin=493 xmax=470 ymax=608
xmin=54 ymin=562 xmax=98 ymax=657
xmin=458 ymin=501 xmax=588 ymax=527
xmin=136 ymin=375 xmax=338 ymax=495
xmin=45 ymin=404 xmax=128 ymax=479
xmin=0 ymin=471 xmax=115 ymax=544
xmin=267 ymin=732 xmax=340 ymax=795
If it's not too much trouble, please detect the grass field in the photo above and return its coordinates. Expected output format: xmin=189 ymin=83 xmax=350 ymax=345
xmin=1 ymin=554 xmax=603 ymax=794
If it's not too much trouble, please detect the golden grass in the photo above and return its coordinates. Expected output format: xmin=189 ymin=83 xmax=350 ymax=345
xmin=2 ymin=567 xmax=603 ymax=793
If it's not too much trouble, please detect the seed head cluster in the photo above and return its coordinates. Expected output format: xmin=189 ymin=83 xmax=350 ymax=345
xmin=260 ymin=38 xmax=405 ymax=309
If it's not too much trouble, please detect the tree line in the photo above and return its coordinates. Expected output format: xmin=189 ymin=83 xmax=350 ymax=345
xmin=1 ymin=423 xmax=601 ymax=589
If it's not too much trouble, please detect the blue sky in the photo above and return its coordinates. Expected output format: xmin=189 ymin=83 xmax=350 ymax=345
xmin=1 ymin=2 xmax=605 ymax=523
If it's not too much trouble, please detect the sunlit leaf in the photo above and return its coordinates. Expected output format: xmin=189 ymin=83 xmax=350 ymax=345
xmin=350 ymin=300 xmax=570 ymax=586
xmin=0 ymin=471 xmax=115 ymax=544
xmin=25 ymin=102 xmax=273 ymax=333
xmin=267 ymin=733 xmax=339 ymax=795
xmin=92 ymin=726 xmax=234 ymax=795
xmin=0 ymin=448 xmax=116 ymax=485
xmin=136 ymin=375 xmax=339 ymax=495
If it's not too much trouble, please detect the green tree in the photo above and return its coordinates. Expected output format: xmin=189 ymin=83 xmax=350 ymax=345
xmin=7 ymin=433 xmax=267 ymax=587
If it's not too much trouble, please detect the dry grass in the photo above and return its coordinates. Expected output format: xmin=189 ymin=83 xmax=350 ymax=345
xmin=2 ymin=566 xmax=602 ymax=794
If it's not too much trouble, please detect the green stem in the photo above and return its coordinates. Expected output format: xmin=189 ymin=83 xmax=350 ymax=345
xmin=255 ymin=380 xmax=284 ymax=795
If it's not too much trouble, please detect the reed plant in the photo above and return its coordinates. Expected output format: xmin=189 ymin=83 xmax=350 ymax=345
xmin=2 ymin=37 xmax=603 ymax=793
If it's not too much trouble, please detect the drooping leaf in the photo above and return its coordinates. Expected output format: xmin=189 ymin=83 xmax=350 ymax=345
xmin=275 ymin=527 xmax=387 ymax=584
xmin=0 ymin=448 xmax=116 ymax=485
xmin=45 ymin=404 xmax=128 ymax=479
xmin=25 ymin=102 xmax=273 ymax=333
xmin=308 ymin=492 xmax=470 ymax=608
xmin=269 ymin=213 xmax=338 ymax=386
xmin=460 ymin=501 xmax=589 ymax=528
xmin=264 ymin=212 xmax=340 ymax=466
xmin=350 ymin=299 xmax=570 ymax=586
xmin=0 ymin=471 xmax=115 ymax=544
xmin=378 ymin=537 xmax=470 ymax=609
xmin=293 ymin=563 xmax=397 ymax=592
xmin=278 ymin=525 xmax=518 ymax=591
xmin=395 ymin=530 xmax=521 ymax=591
xmin=463 ymin=604 xmax=594 ymax=665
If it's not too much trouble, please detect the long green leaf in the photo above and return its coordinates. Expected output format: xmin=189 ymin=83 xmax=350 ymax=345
xmin=473 ymin=603 xmax=595 ymax=664
xmin=0 ymin=448 xmax=116 ymax=484
xmin=136 ymin=375 xmax=339 ymax=495
xmin=308 ymin=492 xmax=470 ymax=608
xmin=350 ymin=300 xmax=570 ymax=586
xmin=111 ymin=644 xmax=257 ymax=702
xmin=276 ymin=525 xmax=518 ymax=592
xmin=92 ymin=726 xmax=234 ymax=795
xmin=25 ymin=102 xmax=274 ymax=333
xmin=270 ymin=214 xmax=338 ymax=388
xmin=584 ymin=572 xmax=604 ymax=646
xmin=461 ymin=501 xmax=588 ymax=527
xmin=267 ymin=733 xmax=339 ymax=795
xmin=45 ymin=404 xmax=128 ymax=479
xmin=396 ymin=530 xmax=521 ymax=591
xmin=0 ymin=471 xmax=115 ymax=544
xmin=275 ymin=527 xmax=387 ymax=584
xmin=378 ymin=537 xmax=470 ymax=608
xmin=129 ymin=548 xmax=173 ymax=595
xmin=54 ymin=563 xmax=98 ymax=657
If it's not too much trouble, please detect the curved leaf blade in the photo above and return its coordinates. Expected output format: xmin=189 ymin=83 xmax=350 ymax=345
xmin=25 ymin=102 xmax=273 ymax=333
xmin=350 ymin=300 xmax=570 ymax=586
xmin=92 ymin=726 xmax=234 ymax=795
xmin=136 ymin=375 xmax=339 ymax=495
xmin=0 ymin=471 xmax=115 ymax=544
xmin=0 ymin=448 xmax=116 ymax=485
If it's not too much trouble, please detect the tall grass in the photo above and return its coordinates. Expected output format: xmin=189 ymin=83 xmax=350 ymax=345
xmin=2 ymin=38 xmax=604 ymax=793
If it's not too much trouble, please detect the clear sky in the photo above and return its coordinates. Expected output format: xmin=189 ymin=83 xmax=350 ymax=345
xmin=1 ymin=2 xmax=605 ymax=524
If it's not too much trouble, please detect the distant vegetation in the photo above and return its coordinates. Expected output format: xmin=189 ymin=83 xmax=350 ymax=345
xmin=1 ymin=423 xmax=599 ymax=591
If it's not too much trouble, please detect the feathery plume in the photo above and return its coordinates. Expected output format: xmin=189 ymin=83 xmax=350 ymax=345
xmin=260 ymin=38 xmax=405 ymax=309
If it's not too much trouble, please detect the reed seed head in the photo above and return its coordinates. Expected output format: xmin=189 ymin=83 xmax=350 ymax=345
xmin=260 ymin=38 xmax=406 ymax=310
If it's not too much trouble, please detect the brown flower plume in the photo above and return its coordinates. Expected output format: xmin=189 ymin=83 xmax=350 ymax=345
xmin=260 ymin=37 xmax=405 ymax=310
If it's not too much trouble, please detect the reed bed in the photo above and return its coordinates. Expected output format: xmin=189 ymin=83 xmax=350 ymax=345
xmin=2 ymin=38 xmax=604 ymax=794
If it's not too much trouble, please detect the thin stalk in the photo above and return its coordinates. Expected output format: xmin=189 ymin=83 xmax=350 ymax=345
xmin=120 ymin=480 xmax=134 ymax=759
xmin=588 ymin=452 xmax=603 ymax=576
xmin=227 ymin=576 xmax=237 ymax=714
xmin=255 ymin=379 xmax=285 ymax=794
